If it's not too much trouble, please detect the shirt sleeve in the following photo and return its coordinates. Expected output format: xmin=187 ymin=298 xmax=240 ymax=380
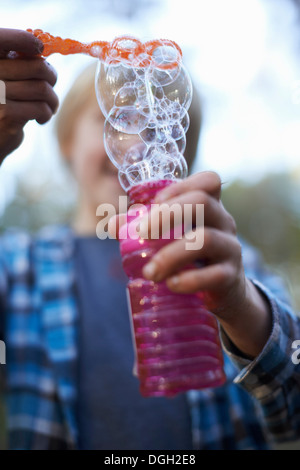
xmin=221 ymin=240 xmax=300 ymax=442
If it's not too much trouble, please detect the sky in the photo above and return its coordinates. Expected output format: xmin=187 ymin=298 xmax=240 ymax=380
xmin=1 ymin=0 xmax=300 ymax=211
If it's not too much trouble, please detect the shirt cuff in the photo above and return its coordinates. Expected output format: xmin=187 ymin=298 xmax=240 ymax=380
xmin=220 ymin=279 xmax=298 ymax=401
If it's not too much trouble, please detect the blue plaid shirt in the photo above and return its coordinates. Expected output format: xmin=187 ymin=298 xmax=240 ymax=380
xmin=0 ymin=225 xmax=297 ymax=449
xmin=221 ymin=280 xmax=300 ymax=443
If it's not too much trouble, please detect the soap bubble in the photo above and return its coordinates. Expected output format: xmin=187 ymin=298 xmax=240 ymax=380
xmin=119 ymin=160 xmax=152 ymax=188
xmin=106 ymin=105 xmax=149 ymax=134
xmin=140 ymin=125 xmax=168 ymax=145
xmin=95 ymin=62 xmax=137 ymax=118
xmin=95 ymin=36 xmax=192 ymax=190
xmin=123 ymin=143 xmax=147 ymax=166
xmin=173 ymin=154 xmax=188 ymax=179
xmin=162 ymin=65 xmax=193 ymax=111
xmin=118 ymin=170 xmax=132 ymax=191
xmin=180 ymin=109 xmax=190 ymax=133
xmin=109 ymin=36 xmax=144 ymax=66
xmin=169 ymin=122 xmax=185 ymax=141
xmin=104 ymin=118 xmax=147 ymax=168
xmin=115 ymin=84 xmax=138 ymax=108
xmin=145 ymin=138 xmax=183 ymax=163
xmin=149 ymin=44 xmax=181 ymax=87
xmin=174 ymin=134 xmax=186 ymax=154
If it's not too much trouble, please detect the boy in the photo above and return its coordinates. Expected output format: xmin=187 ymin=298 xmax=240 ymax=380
xmin=0 ymin=27 xmax=298 ymax=449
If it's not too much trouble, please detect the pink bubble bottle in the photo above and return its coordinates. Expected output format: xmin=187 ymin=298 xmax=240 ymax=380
xmin=119 ymin=179 xmax=226 ymax=397
xmin=92 ymin=34 xmax=227 ymax=397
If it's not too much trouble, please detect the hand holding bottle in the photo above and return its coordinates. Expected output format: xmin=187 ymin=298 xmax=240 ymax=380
xmin=136 ymin=171 xmax=273 ymax=359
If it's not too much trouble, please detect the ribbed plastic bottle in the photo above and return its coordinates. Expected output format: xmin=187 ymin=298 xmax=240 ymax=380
xmin=119 ymin=179 xmax=226 ymax=397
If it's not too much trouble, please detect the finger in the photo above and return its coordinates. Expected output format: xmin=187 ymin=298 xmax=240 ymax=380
xmin=166 ymin=263 xmax=236 ymax=294
xmin=0 ymin=29 xmax=43 ymax=57
xmin=154 ymin=171 xmax=222 ymax=203
xmin=0 ymin=127 xmax=24 ymax=161
xmin=5 ymin=80 xmax=59 ymax=113
xmin=1 ymin=99 xmax=54 ymax=125
xmin=0 ymin=58 xmax=57 ymax=86
xmin=139 ymin=190 xmax=236 ymax=239
xmin=142 ymin=228 xmax=241 ymax=282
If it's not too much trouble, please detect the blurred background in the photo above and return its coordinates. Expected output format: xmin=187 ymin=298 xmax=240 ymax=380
xmin=1 ymin=0 xmax=300 ymax=450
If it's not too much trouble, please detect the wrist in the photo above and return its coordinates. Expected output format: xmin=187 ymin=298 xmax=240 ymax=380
xmin=218 ymin=278 xmax=273 ymax=359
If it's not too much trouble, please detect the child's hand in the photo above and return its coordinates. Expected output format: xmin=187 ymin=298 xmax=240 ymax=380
xmin=140 ymin=171 xmax=273 ymax=357
xmin=109 ymin=171 xmax=273 ymax=358
xmin=139 ymin=171 xmax=247 ymax=320
xmin=0 ymin=29 xmax=59 ymax=162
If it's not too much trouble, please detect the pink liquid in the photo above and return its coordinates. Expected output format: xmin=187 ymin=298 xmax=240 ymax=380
xmin=119 ymin=180 xmax=226 ymax=397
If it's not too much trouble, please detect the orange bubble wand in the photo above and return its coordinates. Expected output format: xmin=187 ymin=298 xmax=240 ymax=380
xmin=27 ymin=29 xmax=182 ymax=70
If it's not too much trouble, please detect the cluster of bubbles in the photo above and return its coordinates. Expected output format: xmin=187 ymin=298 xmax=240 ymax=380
xmin=95 ymin=36 xmax=193 ymax=190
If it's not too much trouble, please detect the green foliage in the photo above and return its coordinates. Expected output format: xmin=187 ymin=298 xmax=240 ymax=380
xmin=222 ymin=172 xmax=300 ymax=310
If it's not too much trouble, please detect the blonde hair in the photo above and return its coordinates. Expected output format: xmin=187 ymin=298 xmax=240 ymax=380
xmin=55 ymin=62 xmax=202 ymax=171
xmin=55 ymin=62 xmax=97 ymax=157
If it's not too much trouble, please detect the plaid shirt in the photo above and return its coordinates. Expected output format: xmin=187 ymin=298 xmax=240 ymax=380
xmin=221 ymin=280 xmax=300 ymax=443
xmin=0 ymin=225 xmax=295 ymax=450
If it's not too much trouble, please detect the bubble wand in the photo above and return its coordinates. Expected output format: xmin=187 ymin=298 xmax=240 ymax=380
xmin=28 ymin=29 xmax=226 ymax=397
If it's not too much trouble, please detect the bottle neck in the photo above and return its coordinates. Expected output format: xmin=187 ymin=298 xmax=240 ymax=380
xmin=127 ymin=179 xmax=174 ymax=205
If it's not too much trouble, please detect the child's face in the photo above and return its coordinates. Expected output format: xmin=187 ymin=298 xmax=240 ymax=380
xmin=68 ymin=98 xmax=125 ymax=210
